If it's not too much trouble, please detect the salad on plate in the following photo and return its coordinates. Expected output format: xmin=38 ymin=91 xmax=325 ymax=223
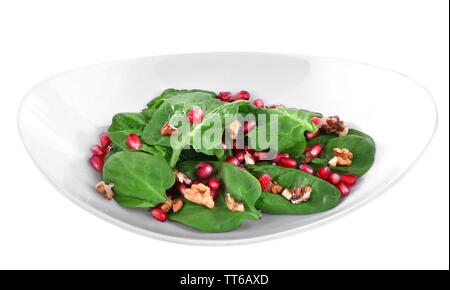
xmin=89 ymin=89 xmax=375 ymax=232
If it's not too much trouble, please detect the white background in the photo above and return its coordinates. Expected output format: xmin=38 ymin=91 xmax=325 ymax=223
xmin=0 ymin=0 xmax=448 ymax=270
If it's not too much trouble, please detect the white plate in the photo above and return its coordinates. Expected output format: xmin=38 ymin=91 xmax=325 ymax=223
xmin=17 ymin=52 xmax=437 ymax=245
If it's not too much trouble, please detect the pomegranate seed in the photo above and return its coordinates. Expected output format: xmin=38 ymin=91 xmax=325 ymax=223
xmin=311 ymin=117 xmax=322 ymax=125
xmin=316 ymin=166 xmax=331 ymax=180
xmin=299 ymin=164 xmax=314 ymax=175
xmin=309 ymin=143 xmax=324 ymax=158
xmin=210 ymin=190 xmax=219 ymax=200
xmin=244 ymin=145 xmax=255 ymax=155
xmin=187 ymin=107 xmax=204 ymax=123
xmin=91 ymin=144 xmax=106 ymax=156
xmin=303 ymin=151 xmax=312 ymax=164
xmin=234 ymin=90 xmax=250 ymax=100
xmin=100 ymin=132 xmax=111 ymax=148
xmin=207 ymin=177 xmax=221 ymax=190
xmin=252 ymin=99 xmax=264 ymax=108
xmin=175 ymin=183 xmax=187 ymax=196
xmin=253 ymin=151 xmax=270 ymax=161
xmin=166 ymin=192 xmax=174 ymax=200
xmin=278 ymin=158 xmax=298 ymax=169
xmin=306 ymin=130 xmax=320 ymax=140
xmin=328 ymin=172 xmax=341 ymax=185
xmin=239 ymin=164 xmax=248 ymax=171
xmin=244 ymin=119 xmax=257 ymax=134
xmin=225 ymin=156 xmax=240 ymax=166
xmin=336 ymin=182 xmax=350 ymax=197
xmin=151 ymin=208 xmax=168 ymax=222
xmin=273 ymin=153 xmax=290 ymax=164
xmin=196 ymin=162 xmax=213 ymax=179
xmin=258 ymin=174 xmax=271 ymax=191
xmin=192 ymin=180 xmax=202 ymax=185
xmin=218 ymin=91 xmax=233 ymax=102
xmin=305 ymin=144 xmax=311 ymax=153
xmin=126 ymin=133 xmax=141 ymax=150
xmin=89 ymin=155 xmax=104 ymax=172
xmin=340 ymin=174 xmax=358 ymax=186
xmin=235 ymin=151 xmax=245 ymax=163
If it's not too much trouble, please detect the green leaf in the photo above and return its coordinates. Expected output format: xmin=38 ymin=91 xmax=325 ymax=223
xmin=248 ymin=165 xmax=341 ymax=214
xmin=242 ymin=106 xmax=322 ymax=158
xmin=102 ymin=151 xmax=175 ymax=207
xmin=169 ymin=161 xmax=261 ymax=232
xmin=308 ymin=129 xmax=376 ymax=176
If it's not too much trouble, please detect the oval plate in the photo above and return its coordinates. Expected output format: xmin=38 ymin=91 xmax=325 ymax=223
xmin=17 ymin=52 xmax=437 ymax=245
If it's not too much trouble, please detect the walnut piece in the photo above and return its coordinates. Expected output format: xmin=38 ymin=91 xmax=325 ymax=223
xmin=281 ymin=188 xmax=293 ymax=200
xmin=226 ymin=119 xmax=242 ymax=140
xmin=321 ymin=115 xmax=348 ymax=136
xmin=172 ymin=199 xmax=183 ymax=213
xmin=184 ymin=183 xmax=215 ymax=209
xmin=244 ymin=153 xmax=256 ymax=165
xmin=268 ymin=181 xmax=283 ymax=194
xmin=160 ymin=121 xmax=179 ymax=136
xmin=160 ymin=200 xmax=173 ymax=212
xmin=225 ymin=193 xmax=245 ymax=212
xmin=174 ymin=169 xmax=192 ymax=185
xmin=329 ymin=148 xmax=354 ymax=167
xmin=266 ymin=104 xmax=285 ymax=109
xmin=95 ymin=181 xmax=114 ymax=200
xmin=290 ymin=186 xmax=312 ymax=204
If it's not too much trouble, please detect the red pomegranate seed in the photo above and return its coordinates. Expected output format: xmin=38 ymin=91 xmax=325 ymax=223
xmin=89 ymin=155 xmax=104 ymax=172
xmin=253 ymin=99 xmax=264 ymax=108
xmin=207 ymin=177 xmax=221 ymax=190
xmin=306 ymin=130 xmax=320 ymax=140
xmin=100 ymin=132 xmax=111 ymax=148
xmin=253 ymin=151 xmax=270 ymax=161
xmin=299 ymin=164 xmax=314 ymax=175
xmin=218 ymin=91 xmax=233 ymax=102
xmin=244 ymin=119 xmax=257 ymax=134
xmin=192 ymin=180 xmax=202 ymax=185
xmin=273 ymin=153 xmax=290 ymax=164
xmin=126 ymin=133 xmax=141 ymax=150
xmin=210 ymin=190 xmax=219 ymax=200
xmin=311 ymin=117 xmax=323 ymax=125
xmin=235 ymin=151 xmax=245 ymax=163
xmin=151 ymin=208 xmax=168 ymax=222
xmin=337 ymin=182 xmax=350 ymax=197
xmin=166 ymin=192 xmax=174 ymax=200
xmin=196 ymin=162 xmax=213 ymax=179
xmin=340 ymin=174 xmax=358 ymax=186
xmin=225 ymin=156 xmax=240 ymax=166
xmin=187 ymin=107 xmax=204 ymax=123
xmin=234 ymin=90 xmax=250 ymax=100
xmin=328 ymin=172 xmax=341 ymax=185
xmin=258 ymin=174 xmax=271 ymax=191
xmin=303 ymin=151 xmax=312 ymax=164
xmin=91 ymin=144 xmax=106 ymax=156
xmin=309 ymin=143 xmax=324 ymax=158
xmin=305 ymin=144 xmax=311 ymax=153
xmin=175 ymin=183 xmax=187 ymax=196
xmin=316 ymin=166 xmax=331 ymax=180
xmin=244 ymin=145 xmax=255 ymax=155
xmin=278 ymin=158 xmax=298 ymax=168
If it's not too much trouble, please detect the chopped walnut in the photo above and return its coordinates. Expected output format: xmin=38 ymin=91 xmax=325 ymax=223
xmin=281 ymin=188 xmax=293 ymax=200
xmin=290 ymin=186 xmax=312 ymax=204
xmin=244 ymin=153 xmax=256 ymax=165
xmin=268 ymin=181 xmax=283 ymax=194
xmin=174 ymin=169 xmax=192 ymax=185
xmin=184 ymin=183 xmax=215 ymax=209
xmin=226 ymin=119 xmax=242 ymax=140
xmin=172 ymin=199 xmax=183 ymax=213
xmin=160 ymin=121 xmax=179 ymax=136
xmin=266 ymin=104 xmax=285 ymax=109
xmin=225 ymin=193 xmax=245 ymax=212
xmin=329 ymin=148 xmax=354 ymax=167
xmin=160 ymin=200 xmax=173 ymax=212
xmin=95 ymin=181 xmax=114 ymax=200
xmin=321 ymin=115 xmax=348 ymax=136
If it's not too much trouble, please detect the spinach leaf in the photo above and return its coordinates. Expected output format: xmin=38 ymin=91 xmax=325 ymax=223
xmin=102 ymin=151 xmax=175 ymax=207
xmin=308 ymin=129 xmax=376 ymax=176
xmin=241 ymin=106 xmax=322 ymax=158
xmin=169 ymin=161 xmax=261 ymax=232
xmin=248 ymin=165 xmax=341 ymax=214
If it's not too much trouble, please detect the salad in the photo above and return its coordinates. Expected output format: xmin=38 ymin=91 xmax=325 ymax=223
xmin=89 ymin=89 xmax=375 ymax=232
